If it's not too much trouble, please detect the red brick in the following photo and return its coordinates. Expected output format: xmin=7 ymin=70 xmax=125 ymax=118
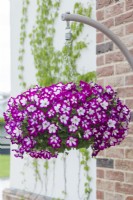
xmin=105 ymin=170 xmax=124 ymax=182
xmin=97 ymin=79 xmax=104 ymax=87
xmin=115 ymin=160 xmax=133 ymax=171
xmin=125 ymin=172 xmax=133 ymax=184
xmin=106 ymin=148 xmax=124 ymax=159
xmin=97 ymin=66 xmax=114 ymax=77
xmin=125 ymin=74 xmax=133 ymax=85
xmin=97 ymin=169 xmax=105 ymax=178
xmin=125 ymin=149 xmax=133 ymax=159
xmin=115 ymin=11 xmax=133 ymax=26
xmin=128 ymin=123 xmax=133 ymax=135
xmin=126 ymin=23 xmax=133 ymax=34
xmin=115 ymin=182 xmax=133 ymax=195
xmin=117 ymin=87 xmax=133 ymax=98
xmin=105 ymin=52 xmax=124 ymax=64
xmin=130 ymin=111 xmax=133 ymax=122
xmin=126 ymin=0 xmax=133 ymax=11
xmin=115 ymin=63 xmax=131 ymax=75
xmin=97 ymin=179 xmax=115 ymax=191
xmin=104 ymin=76 xmax=124 ymax=88
xmin=105 ymin=3 xmax=124 ymax=18
xmin=97 ymin=190 xmax=104 ymax=199
xmin=97 ymin=55 xmax=104 ymax=66
xmin=96 ymin=0 xmax=113 ymax=9
xmin=97 ymin=10 xmax=104 ymax=21
xmin=122 ymin=36 xmax=133 ymax=48
xmin=126 ymin=196 xmax=133 ymax=200
xmin=126 ymin=99 xmax=133 ymax=110
xmin=120 ymin=136 xmax=133 ymax=147
xmin=97 ymin=33 xmax=104 ymax=43
xmin=112 ymin=26 xmax=125 ymax=38
xmin=97 ymin=150 xmax=106 ymax=157
xmin=105 ymin=192 xmax=124 ymax=200
xmin=103 ymin=18 xmax=114 ymax=28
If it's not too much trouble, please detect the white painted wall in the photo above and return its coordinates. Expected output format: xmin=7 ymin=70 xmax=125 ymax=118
xmin=10 ymin=0 xmax=96 ymax=199
xmin=0 ymin=0 xmax=11 ymax=93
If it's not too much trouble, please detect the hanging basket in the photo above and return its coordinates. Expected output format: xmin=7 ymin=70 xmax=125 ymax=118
xmin=4 ymin=81 xmax=130 ymax=159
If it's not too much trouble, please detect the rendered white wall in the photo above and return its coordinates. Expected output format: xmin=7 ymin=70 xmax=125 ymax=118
xmin=10 ymin=0 xmax=96 ymax=199
xmin=0 ymin=0 xmax=10 ymax=93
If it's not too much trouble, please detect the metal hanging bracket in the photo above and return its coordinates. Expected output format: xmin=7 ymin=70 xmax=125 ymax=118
xmin=65 ymin=12 xmax=72 ymax=41
xmin=61 ymin=13 xmax=133 ymax=70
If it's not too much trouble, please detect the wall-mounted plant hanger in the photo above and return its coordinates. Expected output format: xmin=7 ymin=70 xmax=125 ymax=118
xmin=61 ymin=13 xmax=133 ymax=70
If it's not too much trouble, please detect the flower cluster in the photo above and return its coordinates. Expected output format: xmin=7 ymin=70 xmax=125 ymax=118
xmin=4 ymin=81 xmax=130 ymax=159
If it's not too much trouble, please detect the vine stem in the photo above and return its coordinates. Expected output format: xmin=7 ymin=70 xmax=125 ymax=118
xmin=44 ymin=160 xmax=48 ymax=195
xmin=51 ymin=159 xmax=56 ymax=195
xmin=63 ymin=153 xmax=67 ymax=199
xmin=77 ymin=151 xmax=81 ymax=200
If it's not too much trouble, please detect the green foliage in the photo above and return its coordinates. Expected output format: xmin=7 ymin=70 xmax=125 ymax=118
xmin=30 ymin=1 xmax=95 ymax=86
xmin=30 ymin=0 xmax=61 ymax=86
xmin=32 ymin=159 xmax=41 ymax=182
xmin=18 ymin=0 xmax=30 ymax=89
xmin=80 ymin=148 xmax=92 ymax=199
xmin=43 ymin=160 xmax=49 ymax=193
xmin=77 ymin=71 xmax=96 ymax=83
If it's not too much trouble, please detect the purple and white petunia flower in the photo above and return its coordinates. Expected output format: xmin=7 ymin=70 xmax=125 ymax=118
xmin=48 ymin=135 xmax=61 ymax=148
xmin=59 ymin=114 xmax=69 ymax=125
xmin=13 ymin=127 xmax=22 ymax=137
xmin=87 ymin=108 xmax=95 ymax=115
xmin=20 ymin=96 xmax=27 ymax=106
xmin=66 ymin=136 xmax=78 ymax=147
xmin=40 ymin=98 xmax=50 ymax=108
xmin=77 ymin=107 xmax=85 ymax=116
xmin=4 ymin=81 xmax=130 ymax=159
xmin=71 ymin=96 xmax=78 ymax=104
xmin=60 ymin=104 xmax=71 ymax=114
xmin=81 ymin=119 xmax=90 ymax=129
xmin=103 ymin=131 xmax=111 ymax=140
xmin=27 ymin=105 xmax=37 ymax=113
xmin=42 ymin=120 xmax=50 ymax=130
xmin=107 ymin=119 xmax=116 ymax=128
xmin=28 ymin=126 xmax=37 ymax=136
xmin=68 ymin=124 xmax=78 ymax=133
xmin=100 ymin=100 xmax=108 ymax=110
xmin=48 ymin=124 xmax=58 ymax=134
xmin=83 ymin=130 xmax=93 ymax=140
xmin=54 ymin=103 xmax=61 ymax=113
xmin=47 ymin=109 xmax=55 ymax=118
xmin=71 ymin=116 xmax=80 ymax=125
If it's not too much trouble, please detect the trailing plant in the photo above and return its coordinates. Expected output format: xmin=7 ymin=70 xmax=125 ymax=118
xmin=32 ymin=159 xmax=43 ymax=191
xmin=80 ymin=148 xmax=92 ymax=200
xmin=43 ymin=160 xmax=49 ymax=193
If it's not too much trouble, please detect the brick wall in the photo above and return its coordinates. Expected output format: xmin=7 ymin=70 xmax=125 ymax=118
xmin=96 ymin=0 xmax=133 ymax=200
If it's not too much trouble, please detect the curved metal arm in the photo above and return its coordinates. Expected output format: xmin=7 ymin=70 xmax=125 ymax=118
xmin=62 ymin=13 xmax=133 ymax=70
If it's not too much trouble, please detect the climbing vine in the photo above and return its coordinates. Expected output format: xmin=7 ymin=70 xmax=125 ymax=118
xmin=43 ymin=160 xmax=49 ymax=194
xmin=29 ymin=1 xmax=95 ymax=86
xmin=18 ymin=0 xmax=30 ymax=89
xmin=80 ymin=149 xmax=92 ymax=200
xmin=29 ymin=0 xmax=61 ymax=86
